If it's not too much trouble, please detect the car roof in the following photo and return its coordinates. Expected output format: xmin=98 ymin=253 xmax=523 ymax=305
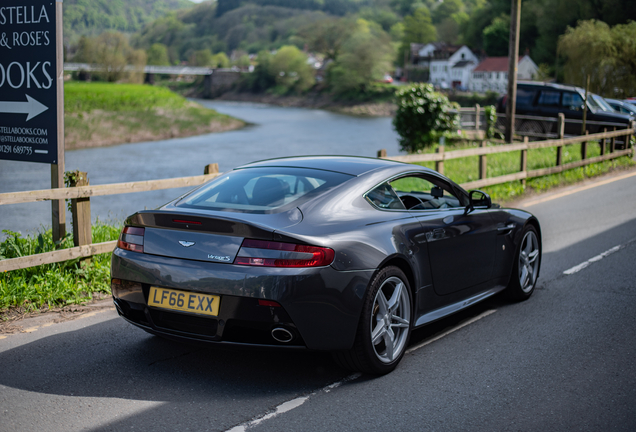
xmin=518 ymin=80 xmax=585 ymax=93
xmin=236 ymin=156 xmax=410 ymax=176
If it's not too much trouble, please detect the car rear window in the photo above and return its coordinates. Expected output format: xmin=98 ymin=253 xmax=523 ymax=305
xmin=516 ymin=88 xmax=536 ymax=106
xmin=176 ymin=167 xmax=352 ymax=213
xmin=537 ymin=90 xmax=561 ymax=107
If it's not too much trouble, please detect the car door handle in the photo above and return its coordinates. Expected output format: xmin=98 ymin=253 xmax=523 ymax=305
xmin=497 ymin=223 xmax=516 ymax=234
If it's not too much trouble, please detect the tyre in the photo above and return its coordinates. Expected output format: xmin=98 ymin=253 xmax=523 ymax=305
xmin=333 ymin=266 xmax=412 ymax=375
xmin=505 ymin=225 xmax=541 ymax=301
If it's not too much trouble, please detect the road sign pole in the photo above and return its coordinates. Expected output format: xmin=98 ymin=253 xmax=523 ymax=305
xmin=504 ymin=0 xmax=521 ymax=143
xmin=51 ymin=0 xmax=66 ymax=243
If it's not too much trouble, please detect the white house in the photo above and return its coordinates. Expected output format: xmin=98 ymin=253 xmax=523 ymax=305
xmin=421 ymin=44 xmax=478 ymax=89
xmin=470 ymin=56 xmax=539 ymax=93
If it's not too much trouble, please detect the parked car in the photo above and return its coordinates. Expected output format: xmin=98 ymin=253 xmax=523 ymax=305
xmin=111 ymin=156 xmax=542 ymax=375
xmin=497 ymin=81 xmax=633 ymax=136
xmin=606 ymin=98 xmax=636 ymax=116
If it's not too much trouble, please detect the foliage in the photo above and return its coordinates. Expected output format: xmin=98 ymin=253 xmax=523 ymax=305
xmin=239 ymin=47 xmax=314 ymax=94
xmin=212 ymin=52 xmax=231 ymax=68
xmin=63 ymin=0 xmax=192 ymax=44
xmin=398 ymin=6 xmax=437 ymax=66
xmin=0 ymin=222 xmax=121 ymax=311
xmin=146 ymin=43 xmax=171 ymax=65
xmin=189 ymin=49 xmax=214 ymax=67
xmin=298 ymin=17 xmax=355 ymax=61
xmin=73 ymin=31 xmax=147 ymax=83
xmin=483 ymin=105 xmax=499 ymax=139
xmin=328 ymin=20 xmax=394 ymax=95
xmin=393 ymin=84 xmax=460 ymax=153
xmin=482 ymin=14 xmax=509 ymax=56
xmin=558 ymin=20 xmax=636 ymax=98
xmin=268 ymin=46 xmax=315 ymax=93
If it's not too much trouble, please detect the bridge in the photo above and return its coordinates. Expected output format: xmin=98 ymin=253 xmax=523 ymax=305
xmin=63 ymin=63 xmax=243 ymax=97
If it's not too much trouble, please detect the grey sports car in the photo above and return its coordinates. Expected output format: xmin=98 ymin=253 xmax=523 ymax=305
xmin=111 ymin=156 xmax=541 ymax=374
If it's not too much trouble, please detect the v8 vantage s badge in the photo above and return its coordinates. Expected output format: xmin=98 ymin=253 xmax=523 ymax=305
xmin=207 ymin=254 xmax=231 ymax=262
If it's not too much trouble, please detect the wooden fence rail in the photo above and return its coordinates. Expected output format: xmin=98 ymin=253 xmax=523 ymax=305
xmin=379 ymin=126 xmax=634 ymax=191
xmin=0 ymin=164 xmax=221 ymax=272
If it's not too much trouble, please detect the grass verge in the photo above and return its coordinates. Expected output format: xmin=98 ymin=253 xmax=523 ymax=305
xmin=64 ymin=82 xmax=244 ymax=149
xmin=413 ymin=140 xmax=635 ymax=203
xmin=1 ymin=221 xmax=121 ymax=314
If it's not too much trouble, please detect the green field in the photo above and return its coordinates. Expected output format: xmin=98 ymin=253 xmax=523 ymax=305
xmin=413 ymin=140 xmax=635 ymax=202
xmin=64 ymin=82 xmax=244 ymax=149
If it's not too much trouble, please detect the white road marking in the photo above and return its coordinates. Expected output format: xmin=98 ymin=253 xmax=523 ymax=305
xmin=406 ymin=309 xmax=497 ymax=354
xmin=224 ymin=373 xmax=361 ymax=432
xmin=225 ymin=309 xmax=496 ymax=431
xmin=563 ymin=245 xmax=623 ymax=275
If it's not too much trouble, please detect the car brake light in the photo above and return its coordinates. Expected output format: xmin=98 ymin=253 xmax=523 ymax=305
xmin=235 ymin=239 xmax=335 ymax=268
xmin=118 ymin=226 xmax=144 ymax=253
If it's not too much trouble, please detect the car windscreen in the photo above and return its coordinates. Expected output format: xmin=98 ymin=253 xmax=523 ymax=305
xmin=590 ymin=95 xmax=614 ymax=112
xmin=176 ymin=167 xmax=353 ymax=213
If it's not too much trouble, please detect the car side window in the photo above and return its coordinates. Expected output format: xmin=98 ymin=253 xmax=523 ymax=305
xmin=562 ymin=92 xmax=584 ymax=111
xmin=516 ymin=88 xmax=536 ymax=106
xmin=537 ymin=90 xmax=561 ymax=107
xmin=390 ymin=175 xmax=464 ymax=210
xmin=365 ymin=182 xmax=406 ymax=210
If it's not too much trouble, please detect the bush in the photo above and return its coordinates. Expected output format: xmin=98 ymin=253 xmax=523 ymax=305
xmin=393 ymin=83 xmax=459 ymax=153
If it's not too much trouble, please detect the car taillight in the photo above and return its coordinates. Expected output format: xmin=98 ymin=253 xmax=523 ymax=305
xmin=235 ymin=239 xmax=335 ymax=268
xmin=117 ymin=226 xmax=144 ymax=253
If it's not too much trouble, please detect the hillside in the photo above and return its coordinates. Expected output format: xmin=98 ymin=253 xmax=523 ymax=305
xmin=63 ymin=0 xmax=194 ymax=43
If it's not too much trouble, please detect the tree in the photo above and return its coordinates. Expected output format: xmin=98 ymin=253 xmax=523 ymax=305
xmin=558 ymin=20 xmax=636 ymax=98
xmin=74 ymin=31 xmax=147 ymax=82
xmin=482 ymin=14 xmax=509 ymax=56
xmin=432 ymin=0 xmax=464 ymax=24
xmin=147 ymin=43 xmax=170 ymax=65
xmin=328 ymin=19 xmax=394 ymax=95
xmin=211 ymin=52 xmax=231 ymax=68
xmin=298 ymin=17 xmax=354 ymax=62
xmin=190 ymin=49 xmax=213 ymax=66
xmin=399 ymin=6 xmax=437 ymax=66
xmin=393 ymin=83 xmax=459 ymax=153
xmin=268 ymin=46 xmax=315 ymax=93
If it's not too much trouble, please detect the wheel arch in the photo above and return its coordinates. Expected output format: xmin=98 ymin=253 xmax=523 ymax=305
xmin=374 ymin=254 xmax=417 ymax=302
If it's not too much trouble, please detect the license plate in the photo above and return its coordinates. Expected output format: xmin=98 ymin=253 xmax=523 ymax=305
xmin=148 ymin=287 xmax=220 ymax=316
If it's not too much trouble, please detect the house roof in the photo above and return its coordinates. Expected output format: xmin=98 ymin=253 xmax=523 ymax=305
xmin=452 ymin=60 xmax=475 ymax=68
xmin=473 ymin=56 xmax=527 ymax=72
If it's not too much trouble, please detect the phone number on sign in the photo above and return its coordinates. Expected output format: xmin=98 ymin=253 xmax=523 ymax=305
xmin=0 ymin=145 xmax=32 ymax=155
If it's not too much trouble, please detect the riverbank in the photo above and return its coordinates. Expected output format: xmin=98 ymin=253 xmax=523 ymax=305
xmin=64 ymin=82 xmax=245 ymax=150
xmin=214 ymin=91 xmax=397 ymax=117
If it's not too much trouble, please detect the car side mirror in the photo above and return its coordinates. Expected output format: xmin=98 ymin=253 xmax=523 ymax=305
xmin=466 ymin=190 xmax=492 ymax=214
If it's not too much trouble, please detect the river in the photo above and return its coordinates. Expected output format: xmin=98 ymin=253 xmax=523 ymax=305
xmin=0 ymin=100 xmax=403 ymax=236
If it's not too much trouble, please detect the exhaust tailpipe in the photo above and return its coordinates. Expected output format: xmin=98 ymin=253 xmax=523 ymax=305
xmin=271 ymin=327 xmax=294 ymax=343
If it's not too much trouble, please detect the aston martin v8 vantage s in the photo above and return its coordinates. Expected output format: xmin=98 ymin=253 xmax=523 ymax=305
xmin=111 ymin=156 xmax=541 ymax=374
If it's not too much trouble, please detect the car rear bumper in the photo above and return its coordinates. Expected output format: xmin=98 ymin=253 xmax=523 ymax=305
xmin=111 ymin=248 xmax=373 ymax=350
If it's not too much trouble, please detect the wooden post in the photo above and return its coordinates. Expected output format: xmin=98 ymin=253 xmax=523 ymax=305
xmin=610 ymin=126 xmax=616 ymax=153
xmin=581 ymin=131 xmax=588 ymax=160
xmin=504 ymin=0 xmax=521 ymax=143
xmin=520 ymin=136 xmax=528 ymax=187
xmin=435 ymin=145 xmax=445 ymax=175
xmin=475 ymin=104 xmax=481 ymax=132
xmin=69 ymin=172 xmax=91 ymax=248
xmin=601 ymin=128 xmax=607 ymax=156
xmin=377 ymin=149 xmax=387 ymax=158
xmin=556 ymin=113 xmax=565 ymax=166
xmin=52 ymin=0 xmax=66 ymax=244
xmin=479 ymin=140 xmax=487 ymax=179
xmin=204 ymin=163 xmax=219 ymax=174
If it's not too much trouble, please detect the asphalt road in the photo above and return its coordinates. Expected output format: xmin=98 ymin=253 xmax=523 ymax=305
xmin=1 ymin=170 xmax=635 ymax=432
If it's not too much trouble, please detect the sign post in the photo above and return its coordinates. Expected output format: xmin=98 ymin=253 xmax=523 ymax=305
xmin=0 ymin=0 xmax=66 ymax=240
